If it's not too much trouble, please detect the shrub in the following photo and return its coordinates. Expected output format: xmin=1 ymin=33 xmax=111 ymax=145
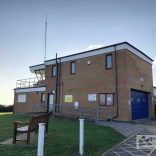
xmin=0 ymin=105 xmax=13 ymax=112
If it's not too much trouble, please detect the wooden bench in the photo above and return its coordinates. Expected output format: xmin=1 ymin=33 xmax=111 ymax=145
xmin=13 ymin=113 xmax=51 ymax=144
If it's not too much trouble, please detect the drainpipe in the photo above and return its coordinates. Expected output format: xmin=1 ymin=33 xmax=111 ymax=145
xmin=112 ymin=45 xmax=119 ymax=119
xmin=55 ymin=53 xmax=58 ymax=112
xmin=57 ymin=58 xmax=61 ymax=113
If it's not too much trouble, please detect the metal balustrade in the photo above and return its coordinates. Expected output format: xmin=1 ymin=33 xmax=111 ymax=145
xmin=16 ymin=77 xmax=45 ymax=88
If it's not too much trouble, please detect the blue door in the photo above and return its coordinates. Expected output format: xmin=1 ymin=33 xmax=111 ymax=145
xmin=131 ymin=90 xmax=149 ymax=120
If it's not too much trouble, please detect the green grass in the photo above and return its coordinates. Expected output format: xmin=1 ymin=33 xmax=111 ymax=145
xmin=0 ymin=112 xmax=29 ymax=142
xmin=0 ymin=113 xmax=124 ymax=156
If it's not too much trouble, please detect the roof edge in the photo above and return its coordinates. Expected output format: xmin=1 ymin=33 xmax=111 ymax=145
xmin=45 ymin=41 xmax=128 ymax=63
xmin=29 ymin=41 xmax=153 ymax=70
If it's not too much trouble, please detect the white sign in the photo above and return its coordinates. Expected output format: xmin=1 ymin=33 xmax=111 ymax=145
xmin=136 ymin=135 xmax=156 ymax=149
xmin=74 ymin=101 xmax=79 ymax=109
xmin=88 ymin=94 xmax=96 ymax=101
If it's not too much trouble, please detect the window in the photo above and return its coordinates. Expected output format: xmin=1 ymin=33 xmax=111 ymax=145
xmin=99 ymin=93 xmax=114 ymax=106
xmin=70 ymin=61 xmax=76 ymax=74
xmin=106 ymin=94 xmax=113 ymax=106
xmin=106 ymin=54 xmax=112 ymax=69
xmin=17 ymin=94 xmax=26 ymax=103
xmin=52 ymin=65 xmax=57 ymax=77
xmin=41 ymin=93 xmax=45 ymax=102
xmin=35 ymin=69 xmax=45 ymax=80
xmin=99 ymin=94 xmax=106 ymax=105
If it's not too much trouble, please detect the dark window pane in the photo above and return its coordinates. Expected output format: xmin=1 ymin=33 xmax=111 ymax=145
xmin=106 ymin=54 xmax=112 ymax=69
xmin=71 ymin=61 xmax=76 ymax=74
xmin=52 ymin=65 xmax=56 ymax=76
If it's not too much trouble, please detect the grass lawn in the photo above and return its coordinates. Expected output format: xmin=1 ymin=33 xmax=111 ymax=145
xmin=0 ymin=112 xmax=29 ymax=142
xmin=0 ymin=113 xmax=124 ymax=156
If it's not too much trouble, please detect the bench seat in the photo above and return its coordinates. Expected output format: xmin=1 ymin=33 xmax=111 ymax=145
xmin=13 ymin=113 xmax=51 ymax=144
xmin=17 ymin=126 xmax=29 ymax=132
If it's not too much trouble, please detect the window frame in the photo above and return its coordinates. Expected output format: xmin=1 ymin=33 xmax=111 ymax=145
xmin=105 ymin=54 xmax=113 ymax=69
xmin=70 ymin=61 xmax=76 ymax=74
xmin=17 ymin=94 xmax=26 ymax=103
xmin=41 ymin=93 xmax=46 ymax=102
xmin=99 ymin=93 xmax=114 ymax=106
xmin=52 ymin=65 xmax=57 ymax=77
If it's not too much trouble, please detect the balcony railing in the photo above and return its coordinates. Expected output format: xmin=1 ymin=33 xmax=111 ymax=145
xmin=16 ymin=77 xmax=45 ymax=88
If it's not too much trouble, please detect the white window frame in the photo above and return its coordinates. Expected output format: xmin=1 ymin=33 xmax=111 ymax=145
xmin=106 ymin=54 xmax=113 ymax=69
xmin=52 ymin=65 xmax=57 ymax=77
xmin=17 ymin=94 xmax=26 ymax=103
xmin=70 ymin=61 xmax=76 ymax=74
xmin=41 ymin=93 xmax=45 ymax=102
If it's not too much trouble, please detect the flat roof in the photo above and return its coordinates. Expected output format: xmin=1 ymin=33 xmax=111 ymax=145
xmin=29 ymin=41 xmax=153 ymax=73
xmin=46 ymin=41 xmax=153 ymax=62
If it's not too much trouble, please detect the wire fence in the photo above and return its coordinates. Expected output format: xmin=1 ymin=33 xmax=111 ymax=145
xmin=30 ymin=103 xmax=115 ymax=123
xmin=11 ymin=103 xmax=115 ymax=123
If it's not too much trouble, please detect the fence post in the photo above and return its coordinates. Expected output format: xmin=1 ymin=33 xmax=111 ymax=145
xmin=79 ymin=119 xmax=84 ymax=156
xmin=96 ymin=107 xmax=99 ymax=124
xmin=37 ymin=123 xmax=45 ymax=156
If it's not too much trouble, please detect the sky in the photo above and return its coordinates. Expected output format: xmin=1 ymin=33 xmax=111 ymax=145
xmin=0 ymin=0 xmax=156 ymax=105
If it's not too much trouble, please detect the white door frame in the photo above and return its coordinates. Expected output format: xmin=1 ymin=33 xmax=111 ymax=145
xmin=48 ymin=93 xmax=54 ymax=112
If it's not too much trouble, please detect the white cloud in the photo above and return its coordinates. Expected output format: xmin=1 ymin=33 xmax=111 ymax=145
xmin=86 ymin=44 xmax=104 ymax=51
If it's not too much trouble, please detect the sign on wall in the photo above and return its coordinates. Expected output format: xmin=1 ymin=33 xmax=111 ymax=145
xmin=64 ymin=95 xmax=73 ymax=103
xmin=88 ymin=94 xmax=96 ymax=101
xmin=74 ymin=101 xmax=79 ymax=109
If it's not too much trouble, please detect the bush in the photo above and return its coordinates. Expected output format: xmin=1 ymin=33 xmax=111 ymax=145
xmin=0 ymin=105 xmax=13 ymax=112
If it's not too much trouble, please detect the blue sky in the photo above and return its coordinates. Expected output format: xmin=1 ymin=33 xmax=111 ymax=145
xmin=0 ymin=0 xmax=156 ymax=105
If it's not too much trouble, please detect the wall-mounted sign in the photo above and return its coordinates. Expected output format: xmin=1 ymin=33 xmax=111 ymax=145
xmin=64 ymin=95 xmax=73 ymax=103
xmin=74 ymin=101 xmax=79 ymax=109
xmin=88 ymin=94 xmax=96 ymax=101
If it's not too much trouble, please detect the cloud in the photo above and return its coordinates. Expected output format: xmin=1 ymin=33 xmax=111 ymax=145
xmin=86 ymin=44 xmax=104 ymax=51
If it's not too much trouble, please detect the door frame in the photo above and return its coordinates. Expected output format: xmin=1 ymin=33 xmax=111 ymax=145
xmin=47 ymin=93 xmax=54 ymax=113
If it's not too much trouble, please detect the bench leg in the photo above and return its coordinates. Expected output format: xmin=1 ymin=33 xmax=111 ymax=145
xmin=13 ymin=124 xmax=17 ymax=144
xmin=27 ymin=132 xmax=30 ymax=144
xmin=46 ymin=123 xmax=48 ymax=134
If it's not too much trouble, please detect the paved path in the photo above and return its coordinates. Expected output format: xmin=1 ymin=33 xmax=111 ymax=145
xmin=98 ymin=121 xmax=145 ymax=137
xmin=103 ymin=129 xmax=156 ymax=156
xmin=99 ymin=121 xmax=156 ymax=156
xmin=0 ymin=132 xmax=37 ymax=145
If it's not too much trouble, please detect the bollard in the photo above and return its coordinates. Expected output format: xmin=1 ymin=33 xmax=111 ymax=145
xmin=37 ymin=123 xmax=45 ymax=156
xmin=96 ymin=107 xmax=99 ymax=124
xmin=79 ymin=119 xmax=84 ymax=156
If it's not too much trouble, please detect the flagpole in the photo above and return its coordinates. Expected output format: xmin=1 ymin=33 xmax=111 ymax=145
xmin=44 ymin=15 xmax=47 ymax=61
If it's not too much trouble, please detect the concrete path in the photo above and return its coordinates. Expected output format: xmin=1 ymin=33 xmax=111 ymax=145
xmin=98 ymin=121 xmax=145 ymax=137
xmin=99 ymin=120 xmax=156 ymax=156
xmin=0 ymin=132 xmax=37 ymax=145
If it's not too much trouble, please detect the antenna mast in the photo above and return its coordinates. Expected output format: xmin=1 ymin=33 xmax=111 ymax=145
xmin=44 ymin=15 xmax=48 ymax=61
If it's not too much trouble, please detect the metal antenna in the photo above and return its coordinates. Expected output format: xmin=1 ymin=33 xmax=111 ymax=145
xmin=44 ymin=15 xmax=48 ymax=61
